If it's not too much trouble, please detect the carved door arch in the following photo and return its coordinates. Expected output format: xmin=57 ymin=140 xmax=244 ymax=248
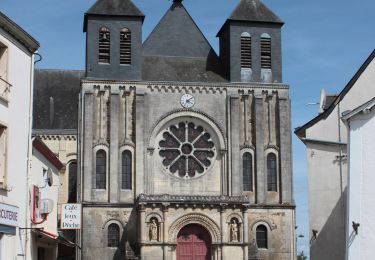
xmin=177 ymin=224 xmax=211 ymax=260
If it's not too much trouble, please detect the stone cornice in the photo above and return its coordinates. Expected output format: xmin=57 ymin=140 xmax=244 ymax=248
xmin=137 ymin=194 xmax=249 ymax=205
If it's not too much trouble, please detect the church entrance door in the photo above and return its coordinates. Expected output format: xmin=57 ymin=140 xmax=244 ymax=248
xmin=177 ymin=224 xmax=211 ymax=260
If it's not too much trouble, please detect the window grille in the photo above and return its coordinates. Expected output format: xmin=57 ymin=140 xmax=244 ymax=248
xmin=122 ymin=150 xmax=132 ymax=190
xmin=68 ymin=162 xmax=77 ymax=203
xmin=256 ymin=225 xmax=268 ymax=248
xmin=243 ymin=152 xmax=253 ymax=191
xmin=241 ymin=34 xmax=252 ymax=68
xmin=267 ymin=153 xmax=277 ymax=191
xmin=261 ymin=36 xmax=271 ymax=69
xmin=108 ymin=223 xmax=120 ymax=247
xmin=99 ymin=27 xmax=110 ymax=64
xmin=120 ymin=28 xmax=131 ymax=65
xmin=96 ymin=150 xmax=106 ymax=189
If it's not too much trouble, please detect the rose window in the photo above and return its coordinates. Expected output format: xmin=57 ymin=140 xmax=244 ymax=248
xmin=158 ymin=122 xmax=216 ymax=178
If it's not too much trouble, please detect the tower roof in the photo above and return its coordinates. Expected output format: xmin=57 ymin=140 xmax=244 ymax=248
xmin=84 ymin=0 xmax=144 ymax=31
xmin=229 ymin=0 xmax=283 ymax=24
xmin=217 ymin=0 xmax=283 ymax=36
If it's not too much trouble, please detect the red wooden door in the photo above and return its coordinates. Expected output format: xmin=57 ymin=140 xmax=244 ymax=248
xmin=177 ymin=224 xmax=211 ymax=260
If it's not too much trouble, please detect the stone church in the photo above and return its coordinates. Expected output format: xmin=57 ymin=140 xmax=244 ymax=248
xmin=34 ymin=0 xmax=295 ymax=259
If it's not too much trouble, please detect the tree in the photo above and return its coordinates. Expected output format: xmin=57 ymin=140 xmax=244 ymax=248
xmin=297 ymin=251 xmax=307 ymax=260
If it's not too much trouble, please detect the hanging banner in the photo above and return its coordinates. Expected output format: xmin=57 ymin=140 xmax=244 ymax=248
xmin=61 ymin=204 xmax=81 ymax=230
xmin=0 ymin=203 xmax=19 ymax=227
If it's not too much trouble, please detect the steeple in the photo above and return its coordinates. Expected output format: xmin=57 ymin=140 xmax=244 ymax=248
xmin=217 ymin=0 xmax=284 ymax=83
xmin=84 ymin=0 xmax=144 ymax=80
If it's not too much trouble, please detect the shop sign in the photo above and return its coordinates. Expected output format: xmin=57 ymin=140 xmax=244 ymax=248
xmin=0 ymin=203 xmax=19 ymax=227
xmin=61 ymin=204 xmax=81 ymax=230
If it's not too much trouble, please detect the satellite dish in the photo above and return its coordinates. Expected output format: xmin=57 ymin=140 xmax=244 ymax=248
xmin=47 ymin=168 xmax=53 ymax=186
xmin=40 ymin=198 xmax=54 ymax=214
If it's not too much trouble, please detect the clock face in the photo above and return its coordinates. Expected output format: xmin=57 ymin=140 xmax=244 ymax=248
xmin=180 ymin=94 xmax=195 ymax=108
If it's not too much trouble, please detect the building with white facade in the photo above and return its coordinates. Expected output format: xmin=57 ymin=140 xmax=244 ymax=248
xmin=27 ymin=137 xmax=63 ymax=260
xmin=342 ymin=97 xmax=375 ymax=260
xmin=295 ymin=49 xmax=375 ymax=260
xmin=0 ymin=11 xmax=39 ymax=260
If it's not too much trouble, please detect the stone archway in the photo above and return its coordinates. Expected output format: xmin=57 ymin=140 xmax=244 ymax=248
xmin=177 ymin=224 xmax=211 ymax=260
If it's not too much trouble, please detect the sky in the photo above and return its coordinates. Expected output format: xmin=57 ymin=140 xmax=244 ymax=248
xmin=1 ymin=0 xmax=375 ymax=258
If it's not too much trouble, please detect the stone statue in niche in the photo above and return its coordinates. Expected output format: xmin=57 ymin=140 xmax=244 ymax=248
xmin=230 ymin=219 xmax=239 ymax=242
xmin=149 ymin=218 xmax=158 ymax=241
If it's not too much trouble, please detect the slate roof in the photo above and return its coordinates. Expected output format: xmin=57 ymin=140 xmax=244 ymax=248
xmin=142 ymin=0 xmax=226 ymax=82
xmin=33 ymin=70 xmax=83 ymax=131
xmin=229 ymin=0 xmax=283 ymax=24
xmin=217 ymin=0 xmax=283 ymax=36
xmin=84 ymin=0 xmax=145 ymax=31
xmin=86 ymin=0 xmax=144 ymax=17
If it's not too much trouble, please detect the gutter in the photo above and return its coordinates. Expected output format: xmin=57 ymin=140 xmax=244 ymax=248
xmin=299 ymin=138 xmax=347 ymax=146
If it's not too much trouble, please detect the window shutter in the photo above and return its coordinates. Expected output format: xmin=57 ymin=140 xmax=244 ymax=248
xmin=120 ymin=28 xmax=131 ymax=65
xmin=99 ymin=27 xmax=110 ymax=64
xmin=261 ymin=37 xmax=271 ymax=69
xmin=241 ymin=36 xmax=252 ymax=69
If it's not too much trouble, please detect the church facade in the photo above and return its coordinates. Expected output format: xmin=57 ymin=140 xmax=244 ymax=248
xmin=37 ymin=0 xmax=296 ymax=259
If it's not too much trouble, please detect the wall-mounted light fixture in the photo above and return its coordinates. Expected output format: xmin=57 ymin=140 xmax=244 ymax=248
xmin=352 ymin=222 xmax=360 ymax=235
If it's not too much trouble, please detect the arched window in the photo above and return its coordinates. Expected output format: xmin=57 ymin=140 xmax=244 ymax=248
xmin=108 ymin=223 xmax=120 ymax=247
xmin=122 ymin=150 xmax=132 ymax=190
xmin=96 ymin=150 xmax=106 ymax=189
xmin=241 ymin=32 xmax=252 ymax=69
xmin=261 ymin=34 xmax=271 ymax=69
xmin=120 ymin=28 xmax=131 ymax=65
xmin=99 ymin=27 xmax=110 ymax=64
xmin=256 ymin=225 xmax=268 ymax=249
xmin=243 ymin=152 xmax=253 ymax=191
xmin=68 ymin=161 xmax=77 ymax=203
xmin=267 ymin=153 xmax=277 ymax=191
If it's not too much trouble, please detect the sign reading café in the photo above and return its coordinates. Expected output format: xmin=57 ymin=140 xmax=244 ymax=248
xmin=61 ymin=204 xmax=81 ymax=230
xmin=0 ymin=203 xmax=19 ymax=227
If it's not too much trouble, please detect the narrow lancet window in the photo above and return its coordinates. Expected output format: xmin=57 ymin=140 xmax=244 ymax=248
xmin=108 ymin=223 xmax=120 ymax=247
xmin=99 ymin=27 xmax=110 ymax=64
xmin=96 ymin=150 xmax=106 ymax=189
xmin=122 ymin=150 xmax=132 ymax=190
xmin=256 ymin=225 xmax=268 ymax=248
xmin=120 ymin=28 xmax=131 ymax=65
xmin=267 ymin=153 xmax=277 ymax=191
xmin=243 ymin=152 xmax=253 ymax=191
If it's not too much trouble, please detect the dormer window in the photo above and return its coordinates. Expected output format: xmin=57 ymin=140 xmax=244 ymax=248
xmin=99 ymin=27 xmax=110 ymax=64
xmin=120 ymin=28 xmax=131 ymax=65
xmin=241 ymin=32 xmax=252 ymax=69
xmin=261 ymin=34 xmax=271 ymax=69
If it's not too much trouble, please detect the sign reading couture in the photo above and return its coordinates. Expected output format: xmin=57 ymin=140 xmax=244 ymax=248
xmin=0 ymin=203 xmax=19 ymax=227
xmin=61 ymin=204 xmax=81 ymax=229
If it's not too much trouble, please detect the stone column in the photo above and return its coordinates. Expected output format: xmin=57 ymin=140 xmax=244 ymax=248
xmin=139 ymin=203 xmax=146 ymax=259
xmin=220 ymin=204 xmax=227 ymax=260
xmin=243 ymin=205 xmax=249 ymax=260
xmin=162 ymin=203 xmax=169 ymax=260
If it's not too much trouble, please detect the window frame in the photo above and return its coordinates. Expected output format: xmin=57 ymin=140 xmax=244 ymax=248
xmin=95 ymin=149 xmax=107 ymax=190
xmin=256 ymin=224 xmax=268 ymax=249
xmin=266 ymin=152 xmax=278 ymax=192
xmin=121 ymin=150 xmax=132 ymax=190
xmin=98 ymin=26 xmax=111 ymax=64
xmin=242 ymin=151 xmax=254 ymax=192
xmin=0 ymin=123 xmax=8 ymax=189
xmin=260 ymin=33 xmax=272 ymax=69
xmin=68 ymin=161 xmax=77 ymax=203
xmin=120 ymin=28 xmax=131 ymax=65
xmin=240 ymin=32 xmax=252 ymax=69
xmin=107 ymin=223 xmax=120 ymax=248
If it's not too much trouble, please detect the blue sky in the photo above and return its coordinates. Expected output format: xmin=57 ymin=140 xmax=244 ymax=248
xmin=2 ymin=0 xmax=375 ymax=257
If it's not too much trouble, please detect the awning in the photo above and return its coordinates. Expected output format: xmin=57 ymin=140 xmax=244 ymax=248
xmin=32 ymin=229 xmax=58 ymax=241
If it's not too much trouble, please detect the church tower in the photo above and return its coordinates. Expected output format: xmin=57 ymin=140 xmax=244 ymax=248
xmin=217 ymin=0 xmax=284 ymax=83
xmin=84 ymin=0 xmax=144 ymax=80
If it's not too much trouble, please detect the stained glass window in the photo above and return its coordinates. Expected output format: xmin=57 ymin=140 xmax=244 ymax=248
xmin=159 ymin=122 xmax=215 ymax=178
xmin=243 ymin=152 xmax=253 ymax=191
xmin=96 ymin=150 xmax=106 ymax=189
xmin=122 ymin=150 xmax=132 ymax=190
xmin=256 ymin=225 xmax=268 ymax=249
xmin=267 ymin=153 xmax=277 ymax=191
xmin=108 ymin=223 xmax=120 ymax=247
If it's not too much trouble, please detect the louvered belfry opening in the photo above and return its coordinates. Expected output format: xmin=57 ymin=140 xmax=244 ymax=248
xmin=120 ymin=28 xmax=131 ymax=65
xmin=99 ymin=27 xmax=110 ymax=64
xmin=261 ymin=36 xmax=271 ymax=69
xmin=241 ymin=35 xmax=252 ymax=69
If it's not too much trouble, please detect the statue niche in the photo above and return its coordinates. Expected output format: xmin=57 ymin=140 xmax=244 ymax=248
xmin=149 ymin=218 xmax=159 ymax=242
xmin=230 ymin=218 xmax=240 ymax=242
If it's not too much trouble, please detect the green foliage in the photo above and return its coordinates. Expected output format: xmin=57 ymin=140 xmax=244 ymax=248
xmin=297 ymin=251 xmax=307 ymax=260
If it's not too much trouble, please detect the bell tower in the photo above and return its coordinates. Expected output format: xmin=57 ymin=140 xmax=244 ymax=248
xmin=84 ymin=0 xmax=144 ymax=80
xmin=217 ymin=0 xmax=284 ymax=83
